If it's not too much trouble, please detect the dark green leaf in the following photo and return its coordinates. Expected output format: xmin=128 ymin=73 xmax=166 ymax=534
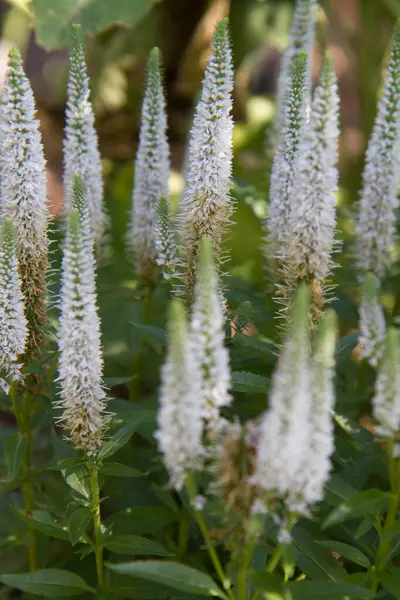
xmin=250 ymin=572 xmax=284 ymax=594
xmin=68 ymin=508 xmax=92 ymax=546
xmin=335 ymin=332 xmax=359 ymax=364
xmin=11 ymin=508 xmax=69 ymax=540
xmin=105 ymin=535 xmax=170 ymax=556
xmin=231 ymin=371 xmax=269 ymax=393
xmin=323 ymin=489 xmax=388 ymax=528
xmin=100 ymin=462 xmax=143 ymax=477
xmin=289 ymin=581 xmax=370 ymax=599
xmin=104 ymin=507 xmax=176 ymax=536
xmin=64 ymin=467 xmax=91 ymax=500
xmin=292 ymin=527 xmax=345 ymax=581
xmin=0 ymin=569 xmax=93 ymax=596
xmin=315 ymin=541 xmax=370 ymax=568
xmin=5 ymin=433 xmax=27 ymax=481
xmin=48 ymin=457 xmax=83 ymax=472
xmin=99 ymin=417 xmax=145 ymax=460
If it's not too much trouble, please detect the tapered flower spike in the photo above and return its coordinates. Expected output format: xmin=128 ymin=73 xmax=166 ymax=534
xmin=154 ymin=197 xmax=178 ymax=280
xmin=0 ymin=220 xmax=28 ymax=389
xmin=359 ymin=273 xmax=386 ymax=367
xmin=180 ymin=18 xmax=234 ymax=304
xmin=265 ymin=52 xmax=308 ymax=278
xmin=356 ymin=20 xmax=400 ymax=280
xmin=56 ymin=209 xmax=108 ymax=455
xmin=282 ymin=54 xmax=340 ymax=316
xmin=63 ymin=24 xmax=105 ymax=252
xmin=253 ymin=284 xmax=312 ymax=514
xmin=270 ymin=0 xmax=316 ymax=147
xmin=131 ymin=47 xmax=170 ymax=280
xmin=0 ymin=47 xmax=49 ymax=355
xmin=156 ymin=299 xmax=203 ymax=490
xmin=300 ymin=309 xmax=337 ymax=508
xmin=190 ymin=237 xmax=231 ymax=436
xmin=372 ymin=327 xmax=400 ymax=437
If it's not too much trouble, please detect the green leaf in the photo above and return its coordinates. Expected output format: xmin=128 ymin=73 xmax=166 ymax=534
xmin=250 ymin=572 xmax=285 ymax=595
xmin=106 ymin=561 xmax=225 ymax=597
xmin=131 ymin=323 xmax=166 ymax=343
xmin=288 ymin=580 xmax=370 ymax=599
xmin=105 ymin=535 xmax=171 ymax=556
xmin=231 ymin=371 xmax=269 ymax=393
xmin=100 ymin=462 xmax=143 ymax=477
xmin=99 ymin=417 xmax=145 ymax=460
xmin=5 ymin=433 xmax=27 ymax=481
xmin=104 ymin=507 xmax=176 ymax=536
xmin=323 ymin=489 xmax=388 ymax=529
xmin=68 ymin=508 xmax=92 ymax=546
xmin=381 ymin=568 xmax=400 ymax=598
xmin=64 ymin=467 xmax=91 ymax=500
xmin=48 ymin=457 xmax=83 ymax=472
xmin=315 ymin=541 xmax=370 ymax=568
xmin=335 ymin=332 xmax=359 ymax=364
xmin=291 ymin=527 xmax=345 ymax=581
xmin=0 ymin=569 xmax=93 ymax=596
xmin=11 ymin=508 xmax=69 ymax=540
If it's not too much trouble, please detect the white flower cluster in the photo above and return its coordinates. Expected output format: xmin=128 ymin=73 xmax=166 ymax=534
xmin=372 ymin=328 xmax=400 ymax=437
xmin=63 ymin=25 xmax=105 ymax=251
xmin=0 ymin=47 xmax=49 ymax=352
xmin=56 ymin=208 xmax=108 ymax=455
xmin=154 ymin=197 xmax=177 ymax=280
xmin=131 ymin=47 xmax=170 ymax=280
xmin=359 ymin=273 xmax=386 ymax=367
xmin=356 ymin=23 xmax=400 ymax=279
xmin=181 ymin=18 xmax=234 ymax=302
xmin=0 ymin=220 xmax=28 ymax=388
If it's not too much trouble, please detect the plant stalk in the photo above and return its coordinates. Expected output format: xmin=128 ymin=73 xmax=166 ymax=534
xmin=90 ymin=467 xmax=104 ymax=591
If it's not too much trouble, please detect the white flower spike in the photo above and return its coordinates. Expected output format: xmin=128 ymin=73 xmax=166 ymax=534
xmin=156 ymin=299 xmax=203 ymax=490
xmin=56 ymin=209 xmax=108 ymax=455
xmin=0 ymin=220 xmax=28 ymax=388
xmin=359 ymin=273 xmax=386 ymax=367
xmin=356 ymin=21 xmax=400 ymax=279
xmin=181 ymin=18 xmax=234 ymax=303
xmin=63 ymin=24 xmax=105 ymax=252
xmin=154 ymin=197 xmax=177 ymax=280
xmin=131 ymin=47 xmax=170 ymax=280
xmin=190 ymin=237 xmax=231 ymax=435
xmin=372 ymin=327 xmax=400 ymax=437
xmin=0 ymin=47 xmax=49 ymax=354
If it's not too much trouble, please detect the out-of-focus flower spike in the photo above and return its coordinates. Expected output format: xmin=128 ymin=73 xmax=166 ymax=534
xmin=180 ymin=18 xmax=234 ymax=304
xmin=154 ymin=197 xmax=178 ymax=280
xmin=372 ymin=327 xmax=400 ymax=437
xmin=130 ymin=47 xmax=170 ymax=280
xmin=0 ymin=47 xmax=49 ymax=356
xmin=359 ymin=273 xmax=386 ymax=367
xmin=356 ymin=20 xmax=400 ymax=279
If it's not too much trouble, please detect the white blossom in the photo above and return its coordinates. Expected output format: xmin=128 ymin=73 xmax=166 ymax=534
xmin=154 ymin=197 xmax=177 ymax=279
xmin=356 ymin=22 xmax=400 ymax=279
xmin=131 ymin=47 xmax=170 ymax=280
xmin=181 ymin=18 xmax=234 ymax=303
xmin=56 ymin=209 xmax=108 ymax=455
xmin=359 ymin=273 xmax=386 ymax=367
xmin=63 ymin=24 xmax=105 ymax=252
xmin=372 ymin=327 xmax=400 ymax=437
xmin=190 ymin=237 xmax=231 ymax=435
xmin=0 ymin=220 xmax=28 ymax=387
xmin=0 ymin=47 xmax=49 ymax=353
xmin=156 ymin=299 xmax=203 ymax=489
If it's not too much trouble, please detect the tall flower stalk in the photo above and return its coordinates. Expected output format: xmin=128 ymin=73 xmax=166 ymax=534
xmin=359 ymin=273 xmax=386 ymax=367
xmin=130 ymin=47 xmax=170 ymax=280
xmin=63 ymin=24 xmax=105 ymax=252
xmin=180 ymin=18 xmax=234 ymax=304
xmin=0 ymin=47 xmax=49 ymax=356
xmin=154 ymin=197 xmax=177 ymax=280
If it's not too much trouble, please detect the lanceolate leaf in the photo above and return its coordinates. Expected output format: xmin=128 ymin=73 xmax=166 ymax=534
xmin=0 ymin=569 xmax=94 ymax=596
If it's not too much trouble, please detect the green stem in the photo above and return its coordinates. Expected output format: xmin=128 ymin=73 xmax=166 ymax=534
xmin=266 ymin=545 xmax=283 ymax=573
xmin=129 ymin=282 xmax=153 ymax=402
xmin=186 ymin=478 xmax=235 ymax=600
xmin=90 ymin=467 xmax=104 ymax=592
xmin=237 ymin=535 xmax=257 ymax=600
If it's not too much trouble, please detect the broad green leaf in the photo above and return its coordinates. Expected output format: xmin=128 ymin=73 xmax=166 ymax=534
xmin=131 ymin=323 xmax=166 ymax=343
xmin=11 ymin=508 xmax=69 ymax=540
xmin=315 ymin=541 xmax=370 ymax=568
xmin=48 ymin=457 xmax=83 ymax=472
xmin=104 ymin=506 xmax=175 ymax=536
xmin=288 ymin=580 xmax=370 ymax=599
xmin=100 ymin=462 xmax=143 ymax=477
xmin=250 ymin=572 xmax=285 ymax=595
xmin=381 ymin=568 xmax=400 ymax=598
xmin=106 ymin=561 xmax=225 ymax=597
xmin=335 ymin=332 xmax=359 ymax=363
xmin=64 ymin=466 xmax=91 ymax=499
xmin=99 ymin=416 xmax=145 ymax=460
xmin=0 ymin=569 xmax=93 ymax=596
xmin=5 ymin=433 xmax=27 ymax=481
xmin=105 ymin=535 xmax=170 ymax=556
xmin=323 ymin=489 xmax=388 ymax=528
xmin=68 ymin=508 xmax=92 ymax=546
xmin=231 ymin=371 xmax=269 ymax=393
xmin=324 ymin=475 xmax=358 ymax=507
xmin=292 ymin=527 xmax=345 ymax=581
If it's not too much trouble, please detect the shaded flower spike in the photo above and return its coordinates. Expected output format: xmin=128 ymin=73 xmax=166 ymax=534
xmin=253 ymin=283 xmax=312 ymax=514
xmin=131 ymin=47 xmax=170 ymax=280
xmin=63 ymin=24 xmax=105 ymax=252
xmin=56 ymin=209 xmax=108 ymax=455
xmin=0 ymin=220 xmax=28 ymax=388
xmin=0 ymin=47 xmax=49 ymax=355
xmin=356 ymin=21 xmax=400 ymax=279
xmin=359 ymin=273 xmax=386 ymax=367
xmin=181 ymin=18 xmax=234 ymax=304
xmin=154 ymin=197 xmax=177 ymax=280
xmin=284 ymin=54 xmax=340 ymax=315
xmin=271 ymin=0 xmax=316 ymax=146
xmin=372 ymin=327 xmax=400 ymax=437
xmin=156 ymin=299 xmax=203 ymax=489
xmin=190 ymin=237 xmax=231 ymax=436
xmin=265 ymin=52 xmax=308 ymax=279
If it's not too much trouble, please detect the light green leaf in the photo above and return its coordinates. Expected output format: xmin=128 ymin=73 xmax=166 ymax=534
xmin=105 ymin=535 xmax=171 ymax=556
xmin=5 ymin=433 xmax=27 ymax=481
xmin=100 ymin=462 xmax=143 ymax=477
xmin=288 ymin=580 xmax=370 ymax=599
xmin=323 ymin=489 xmax=388 ymax=529
xmin=231 ymin=371 xmax=269 ymax=393
xmin=315 ymin=540 xmax=370 ymax=568
xmin=0 ymin=569 xmax=93 ymax=596
xmin=99 ymin=416 xmax=145 ymax=460
xmin=68 ymin=508 xmax=92 ymax=546
xmin=11 ymin=508 xmax=69 ymax=540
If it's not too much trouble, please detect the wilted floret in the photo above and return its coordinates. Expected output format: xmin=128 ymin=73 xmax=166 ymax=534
xmin=359 ymin=273 xmax=386 ymax=367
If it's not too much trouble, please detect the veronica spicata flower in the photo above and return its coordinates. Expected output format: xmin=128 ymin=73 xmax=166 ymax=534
xmin=0 ymin=220 xmax=28 ymax=388
xmin=372 ymin=327 xmax=400 ymax=437
xmin=356 ymin=21 xmax=400 ymax=279
xmin=180 ymin=18 xmax=234 ymax=304
xmin=154 ymin=197 xmax=177 ymax=280
xmin=0 ymin=47 xmax=49 ymax=355
xmin=359 ymin=273 xmax=386 ymax=367
xmin=131 ymin=47 xmax=170 ymax=280
xmin=156 ymin=299 xmax=203 ymax=489
xmin=190 ymin=237 xmax=231 ymax=435
xmin=63 ymin=24 xmax=105 ymax=252
xmin=56 ymin=209 xmax=108 ymax=455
